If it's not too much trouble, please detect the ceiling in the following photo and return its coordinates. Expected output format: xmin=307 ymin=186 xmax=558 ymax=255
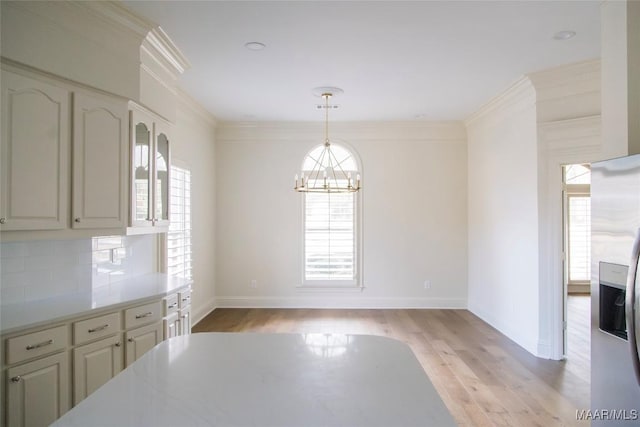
xmin=122 ymin=1 xmax=601 ymax=122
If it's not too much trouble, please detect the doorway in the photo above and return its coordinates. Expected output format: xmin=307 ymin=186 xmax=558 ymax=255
xmin=562 ymin=164 xmax=591 ymax=372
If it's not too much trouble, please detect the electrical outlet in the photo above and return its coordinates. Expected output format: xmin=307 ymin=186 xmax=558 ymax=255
xmin=250 ymin=279 xmax=258 ymax=289
xmin=423 ymin=280 xmax=431 ymax=290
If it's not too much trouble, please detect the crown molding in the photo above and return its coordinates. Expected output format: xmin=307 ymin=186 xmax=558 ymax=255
xmin=527 ymin=59 xmax=601 ymax=103
xmin=143 ymin=28 xmax=192 ymax=77
xmin=176 ymin=88 xmax=218 ymax=128
xmin=216 ymin=121 xmax=466 ymax=144
xmin=72 ymin=1 xmax=154 ymax=41
xmin=464 ymin=76 xmax=536 ymax=128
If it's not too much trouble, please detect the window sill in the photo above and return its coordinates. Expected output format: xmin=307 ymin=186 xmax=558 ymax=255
xmin=296 ymin=285 xmax=365 ymax=293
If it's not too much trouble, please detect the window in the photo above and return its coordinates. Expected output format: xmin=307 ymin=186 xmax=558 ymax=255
xmin=302 ymin=144 xmax=360 ymax=286
xmin=167 ymin=164 xmax=192 ymax=280
xmin=563 ymin=164 xmax=591 ymax=285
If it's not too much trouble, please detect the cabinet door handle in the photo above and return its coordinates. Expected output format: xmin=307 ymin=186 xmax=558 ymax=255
xmin=115 ymin=342 xmax=121 ymax=347
xmin=88 ymin=324 xmax=109 ymax=333
xmin=11 ymin=376 xmax=21 ymax=383
xmin=26 ymin=339 xmax=53 ymax=350
xmin=168 ymin=303 xmax=178 ymax=309
xmin=135 ymin=311 xmax=153 ymax=319
xmin=182 ymin=297 xmax=190 ymax=302
xmin=0 ymin=218 xmax=6 ymax=224
xmin=74 ymin=218 xmax=81 ymax=223
xmin=128 ymin=338 xmax=134 ymax=343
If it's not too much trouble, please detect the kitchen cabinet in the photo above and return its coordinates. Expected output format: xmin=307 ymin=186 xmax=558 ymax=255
xmin=129 ymin=105 xmax=171 ymax=233
xmin=2 ymin=280 xmax=191 ymax=426
xmin=72 ymin=334 xmax=123 ymax=405
xmin=125 ymin=322 xmax=163 ymax=366
xmin=6 ymin=352 xmax=70 ymax=427
xmin=0 ymin=70 xmax=70 ymax=231
xmin=164 ymin=312 xmax=180 ymax=339
xmin=179 ymin=306 xmax=192 ymax=336
xmin=1 ymin=67 xmax=131 ymax=237
xmin=72 ymin=93 xmax=128 ymax=229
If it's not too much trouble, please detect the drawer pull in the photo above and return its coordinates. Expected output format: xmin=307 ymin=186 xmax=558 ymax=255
xmin=168 ymin=303 xmax=178 ymax=309
xmin=0 ymin=218 xmax=6 ymax=224
xmin=182 ymin=297 xmax=189 ymax=302
xmin=88 ymin=324 xmax=109 ymax=333
xmin=135 ymin=311 xmax=153 ymax=319
xmin=26 ymin=339 xmax=53 ymax=350
xmin=11 ymin=376 xmax=21 ymax=383
xmin=115 ymin=342 xmax=121 ymax=347
xmin=128 ymin=338 xmax=134 ymax=342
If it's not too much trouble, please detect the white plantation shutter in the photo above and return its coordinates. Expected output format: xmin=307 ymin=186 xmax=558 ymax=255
xmin=167 ymin=165 xmax=192 ymax=280
xmin=568 ymin=195 xmax=591 ymax=282
xmin=304 ymin=180 xmax=356 ymax=282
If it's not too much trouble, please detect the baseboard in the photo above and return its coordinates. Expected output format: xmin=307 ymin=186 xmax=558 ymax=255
xmin=214 ymin=296 xmax=467 ymax=309
xmin=192 ymin=297 xmax=217 ymax=326
xmin=469 ymin=305 xmax=541 ymax=358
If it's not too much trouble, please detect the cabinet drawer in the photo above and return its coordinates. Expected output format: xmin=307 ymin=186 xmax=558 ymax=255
xmin=178 ymin=288 xmax=191 ymax=308
xmin=6 ymin=325 xmax=68 ymax=364
xmin=124 ymin=301 xmax=162 ymax=329
xmin=73 ymin=312 xmax=121 ymax=345
xmin=164 ymin=293 xmax=179 ymax=316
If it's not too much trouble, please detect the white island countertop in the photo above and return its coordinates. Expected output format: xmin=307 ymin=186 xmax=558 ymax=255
xmin=0 ymin=273 xmax=192 ymax=334
xmin=52 ymin=332 xmax=456 ymax=427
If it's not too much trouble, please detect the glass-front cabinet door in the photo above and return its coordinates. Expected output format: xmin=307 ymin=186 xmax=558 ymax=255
xmin=129 ymin=106 xmax=171 ymax=232
xmin=154 ymin=128 xmax=170 ymax=227
xmin=131 ymin=115 xmax=152 ymax=227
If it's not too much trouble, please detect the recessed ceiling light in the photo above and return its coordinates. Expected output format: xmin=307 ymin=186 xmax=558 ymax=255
xmin=553 ymin=30 xmax=576 ymax=41
xmin=244 ymin=41 xmax=266 ymax=51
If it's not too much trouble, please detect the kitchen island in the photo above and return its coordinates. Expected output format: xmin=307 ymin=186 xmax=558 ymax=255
xmin=52 ymin=332 xmax=456 ymax=427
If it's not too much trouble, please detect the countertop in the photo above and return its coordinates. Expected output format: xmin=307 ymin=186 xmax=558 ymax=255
xmin=52 ymin=332 xmax=456 ymax=427
xmin=0 ymin=273 xmax=192 ymax=335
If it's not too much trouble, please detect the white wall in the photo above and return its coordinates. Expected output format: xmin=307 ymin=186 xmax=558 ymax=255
xmin=601 ymin=0 xmax=640 ymax=158
xmin=466 ymin=79 xmax=541 ymax=355
xmin=215 ymin=122 xmax=467 ymax=308
xmin=172 ymin=92 xmax=217 ymax=323
xmin=467 ymin=60 xmax=602 ymax=359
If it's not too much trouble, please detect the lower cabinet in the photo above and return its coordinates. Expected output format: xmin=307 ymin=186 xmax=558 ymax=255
xmin=2 ymin=285 xmax=191 ymax=427
xmin=73 ymin=334 xmax=123 ymax=404
xmin=164 ymin=312 xmax=180 ymax=339
xmin=179 ymin=306 xmax=192 ymax=336
xmin=125 ymin=321 xmax=163 ymax=366
xmin=6 ymin=352 xmax=70 ymax=427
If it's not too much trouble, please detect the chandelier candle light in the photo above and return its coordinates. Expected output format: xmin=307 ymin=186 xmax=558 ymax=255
xmin=294 ymin=90 xmax=361 ymax=193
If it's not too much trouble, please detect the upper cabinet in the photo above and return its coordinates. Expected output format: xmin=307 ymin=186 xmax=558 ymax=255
xmin=1 ymin=67 xmax=131 ymax=237
xmin=72 ymin=93 xmax=128 ymax=229
xmin=129 ymin=105 xmax=171 ymax=233
xmin=0 ymin=71 xmax=70 ymax=231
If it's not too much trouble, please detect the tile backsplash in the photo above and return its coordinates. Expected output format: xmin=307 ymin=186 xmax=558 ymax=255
xmin=0 ymin=235 xmax=156 ymax=305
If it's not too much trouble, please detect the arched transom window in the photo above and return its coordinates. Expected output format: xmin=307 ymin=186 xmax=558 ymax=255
xmin=301 ymin=143 xmax=361 ymax=286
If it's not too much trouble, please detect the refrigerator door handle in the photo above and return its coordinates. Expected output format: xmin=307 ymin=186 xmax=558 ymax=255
xmin=626 ymin=227 xmax=640 ymax=386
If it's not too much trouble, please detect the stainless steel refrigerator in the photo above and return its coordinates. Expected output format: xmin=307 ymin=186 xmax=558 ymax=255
xmin=591 ymin=153 xmax=640 ymax=425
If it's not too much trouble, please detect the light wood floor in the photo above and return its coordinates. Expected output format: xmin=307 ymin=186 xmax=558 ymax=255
xmin=194 ymin=303 xmax=590 ymax=426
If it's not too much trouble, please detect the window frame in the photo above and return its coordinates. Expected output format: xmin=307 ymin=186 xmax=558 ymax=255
xmin=565 ymin=185 xmax=590 ymax=285
xmin=299 ymin=143 xmax=363 ymax=289
xmin=161 ymin=159 xmax=192 ymax=281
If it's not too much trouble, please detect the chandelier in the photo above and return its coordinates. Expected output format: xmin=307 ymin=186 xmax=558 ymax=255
xmin=293 ymin=90 xmax=361 ymax=193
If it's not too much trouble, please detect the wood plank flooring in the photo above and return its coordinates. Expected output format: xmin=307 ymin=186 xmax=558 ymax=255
xmin=194 ymin=304 xmax=590 ymax=426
